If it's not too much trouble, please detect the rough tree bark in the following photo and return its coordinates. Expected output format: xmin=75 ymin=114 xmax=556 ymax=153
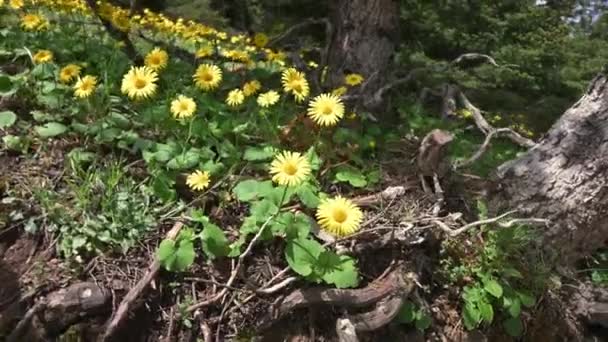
xmin=489 ymin=73 xmax=608 ymax=264
xmin=326 ymin=0 xmax=399 ymax=109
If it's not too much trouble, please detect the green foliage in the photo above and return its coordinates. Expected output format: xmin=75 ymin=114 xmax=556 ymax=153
xmin=0 ymin=110 xmax=17 ymax=128
xmin=158 ymin=228 xmax=196 ymax=272
xmin=395 ymin=301 xmax=432 ymax=331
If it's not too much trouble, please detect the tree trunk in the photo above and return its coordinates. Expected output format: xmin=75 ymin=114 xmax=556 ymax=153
xmin=326 ymin=0 xmax=399 ymax=108
xmin=489 ymin=73 xmax=608 ymax=264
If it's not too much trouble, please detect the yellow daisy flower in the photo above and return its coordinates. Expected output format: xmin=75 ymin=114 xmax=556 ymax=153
xmin=186 ymin=170 xmax=210 ymax=191
xmin=21 ymin=14 xmax=43 ymax=30
xmin=170 ymin=95 xmax=196 ymax=119
xmin=307 ymin=93 xmax=345 ymax=127
xmin=316 ymin=196 xmax=363 ymax=237
xmin=344 ymin=73 xmax=364 ymax=86
xmin=253 ymin=33 xmax=269 ymax=48
xmin=120 ymin=66 xmax=158 ymax=100
xmin=257 ymin=90 xmax=280 ymax=108
xmin=59 ymin=64 xmax=82 ymax=83
xmin=9 ymin=0 xmax=24 ymax=9
xmin=73 ymin=75 xmax=97 ymax=98
xmin=332 ymin=86 xmax=348 ymax=97
xmin=242 ymin=80 xmax=261 ymax=97
xmin=193 ymin=63 xmax=222 ymax=91
xmin=281 ymin=68 xmax=309 ymax=102
xmin=33 ymin=50 xmax=53 ymax=64
xmin=226 ymin=89 xmax=245 ymax=107
xmin=195 ymin=45 xmax=213 ymax=59
xmin=269 ymin=151 xmax=311 ymax=187
xmin=144 ymin=47 xmax=169 ymax=71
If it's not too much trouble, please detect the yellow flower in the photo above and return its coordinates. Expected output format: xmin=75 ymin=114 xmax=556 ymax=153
xmin=332 ymin=86 xmax=347 ymax=97
xmin=307 ymin=93 xmax=345 ymax=127
xmin=21 ymin=14 xmax=43 ymax=30
xmin=120 ymin=66 xmax=158 ymax=100
xmin=253 ymin=33 xmax=269 ymax=48
xmin=242 ymin=80 xmax=261 ymax=97
xmin=281 ymin=68 xmax=309 ymax=102
xmin=33 ymin=50 xmax=53 ymax=64
xmin=257 ymin=90 xmax=280 ymax=108
xmin=269 ymin=151 xmax=311 ymax=187
xmin=170 ymin=95 xmax=196 ymax=119
xmin=9 ymin=0 xmax=24 ymax=9
xmin=316 ymin=196 xmax=363 ymax=237
xmin=195 ymin=45 xmax=213 ymax=58
xmin=73 ymin=75 xmax=97 ymax=98
xmin=186 ymin=170 xmax=210 ymax=191
xmin=308 ymin=60 xmax=319 ymax=69
xmin=144 ymin=47 xmax=168 ymax=71
xmin=226 ymin=89 xmax=244 ymax=107
xmin=344 ymin=73 xmax=364 ymax=86
xmin=193 ymin=63 xmax=222 ymax=91
xmin=266 ymin=50 xmax=286 ymax=62
xmin=59 ymin=64 xmax=82 ymax=83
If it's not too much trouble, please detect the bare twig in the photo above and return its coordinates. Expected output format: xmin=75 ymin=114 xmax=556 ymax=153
xmin=432 ymin=210 xmax=548 ymax=237
xmin=102 ymin=221 xmax=184 ymax=341
xmin=256 ymin=277 xmax=297 ymax=295
xmin=449 ymin=53 xmax=499 ymax=68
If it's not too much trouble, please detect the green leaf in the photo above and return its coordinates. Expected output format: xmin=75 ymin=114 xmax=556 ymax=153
xmin=174 ymin=241 xmax=195 ymax=271
xmin=502 ymin=267 xmax=523 ymax=279
xmin=167 ymin=149 xmax=200 ymax=170
xmin=0 ymin=75 xmax=14 ymax=94
xmin=517 ymin=291 xmax=536 ymax=308
xmin=396 ymin=301 xmax=416 ymax=324
xmin=265 ymin=186 xmax=295 ymax=206
xmin=462 ymin=302 xmax=481 ymax=330
xmin=305 ymin=146 xmax=322 ymax=171
xmin=285 ymin=237 xmax=323 ymax=277
xmin=152 ymin=172 xmax=176 ymax=202
xmin=320 ymin=254 xmax=359 ymax=288
xmin=271 ymin=212 xmax=311 ymax=240
xmin=157 ymin=237 xmax=195 ymax=272
xmin=476 ymin=200 xmax=488 ymax=219
xmin=334 ymin=168 xmax=367 ymax=188
xmin=157 ymin=239 xmax=177 ymax=263
xmin=250 ymin=199 xmax=279 ymax=221
xmin=478 ymin=300 xmax=494 ymax=323
xmin=415 ymin=312 xmax=432 ymax=331
xmin=296 ymin=183 xmax=320 ymax=208
xmin=2 ymin=135 xmax=23 ymax=151
xmin=483 ymin=279 xmax=503 ymax=298
xmin=233 ymin=179 xmax=274 ymax=202
xmin=201 ymin=222 xmax=230 ymax=259
xmin=502 ymin=317 xmax=523 ymax=337
xmin=35 ymin=122 xmax=68 ymax=138
xmin=0 ymin=111 xmax=17 ymax=129
xmin=243 ymin=145 xmax=276 ymax=161
xmin=508 ymin=297 xmax=521 ymax=317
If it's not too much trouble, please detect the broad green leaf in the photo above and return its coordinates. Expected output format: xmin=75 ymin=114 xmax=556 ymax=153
xmin=201 ymin=222 xmax=230 ymax=259
xmin=233 ymin=179 xmax=274 ymax=202
xmin=478 ymin=300 xmax=494 ymax=323
xmin=517 ymin=291 xmax=536 ymax=308
xmin=0 ymin=75 xmax=14 ymax=94
xmin=503 ymin=267 xmax=523 ymax=279
xmin=503 ymin=317 xmax=523 ymax=337
xmin=153 ymin=143 xmax=177 ymax=162
xmin=243 ymin=145 xmax=276 ymax=161
xmin=296 ymin=183 xmax=320 ymax=208
xmin=396 ymin=301 xmax=416 ymax=324
xmin=157 ymin=239 xmax=177 ymax=263
xmin=508 ymin=297 xmax=521 ymax=317
xmin=2 ymin=135 xmax=23 ymax=150
xmin=0 ymin=111 xmax=17 ymax=129
xmin=305 ymin=146 xmax=322 ymax=171
xmin=35 ymin=122 xmax=68 ymax=138
xmin=320 ymin=254 xmax=359 ymax=288
xmin=152 ymin=173 xmax=176 ymax=202
xmin=271 ymin=212 xmax=310 ymax=240
xmin=157 ymin=238 xmax=195 ymax=272
xmin=173 ymin=241 xmax=195 ymax=271
xmin=483 ymin=279 xmax=503 ymax=298
xmin=167 ymin=150 xmax=200 ymax=170
xmin=415 ymin=312 xmax=432 ymax=331
xmin=285 ymin=237 xmax=323 ymax=277
xmin=108 ymin=112 xmax=131 ymax=129
xmin=334 ymin=168 xmax=367 ymax=188
xmin=250 ymin=199 xmax=279 ymax=221
xmin=462 ymin=302 xmax=481 ymax=330
xmin=265 ymin=186 xmax=295 ymax=206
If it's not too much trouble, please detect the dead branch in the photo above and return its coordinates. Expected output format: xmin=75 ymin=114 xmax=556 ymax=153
xmin=268 ymin=18 xmax=330 ymax=48
xmin=102 ymin=221 xmax=184 ymax=341
xmin=433 ymin=210 xmax=549 ymax=237
xmin=257 ymin=266 xmax=415 ymax=331
xmin=449 ymin=53 xmax=499 ymax=68
xmin=6 ymin=301 xmax=46 ymax=342
xmin=336 ymin=318 xmax=359 ymax=342
xmin=351 ymin=185 xmax=414 ymax=207
xmin=256 ymin=277 xmax=298 ymax=295
xmin=349 ymin=293 xmax=405 ymax=331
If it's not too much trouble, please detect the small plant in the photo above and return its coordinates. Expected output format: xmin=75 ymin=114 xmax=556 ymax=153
xmin=440 ymin=201 xmax=546 ymax=337
xmin=395 ymin=301 xmax=432 ymax=331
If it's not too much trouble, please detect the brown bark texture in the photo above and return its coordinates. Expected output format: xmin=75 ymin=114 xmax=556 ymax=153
xmin=490 ymin=74 xmax=608 ymax=264
xmin=327 ymin=0 xmax=399 ymax=105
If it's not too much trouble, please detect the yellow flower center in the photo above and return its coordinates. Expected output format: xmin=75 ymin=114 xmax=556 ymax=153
xmin=282 ymin=162 xmax=298 ymax=176
xmin=202 ymin=72 xmax=213 ymax=82
xmin=321 ymin=105 xmax=333 ymax=116
xmin=134 ymin=78 xmax=147 ymax=89
xmin=150 ymin=56 xmax=160 ymax=65
xmin=179 ymin=102 xmax=189 ymax=111
xmin=332 ymin=208 xmax=348 ymax=223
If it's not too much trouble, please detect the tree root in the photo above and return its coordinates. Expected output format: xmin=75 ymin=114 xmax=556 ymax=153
xmin=257 ymin=265 xmax=416 ymax=333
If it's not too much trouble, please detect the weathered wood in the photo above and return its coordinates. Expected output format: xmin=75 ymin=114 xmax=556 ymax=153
xmin=490 ymin=74 xmax=608 ymax=263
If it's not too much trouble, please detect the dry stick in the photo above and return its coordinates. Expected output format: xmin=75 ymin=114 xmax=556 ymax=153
xmin=430 ymin=209 xmax=548 ymax=237
xmin=185 ymin=215 xmax=275 ymax=313
xmin=7 ymin=301 xmax=46 ymax=342
xmin=256 ymin=277 xmax=298 ymax=295
xmin=102 ymin=221 xmax=184 ymax=341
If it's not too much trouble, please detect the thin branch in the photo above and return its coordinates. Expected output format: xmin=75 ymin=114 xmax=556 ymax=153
xmin=432 ymin=210 xmax=518 ymax=237
xmin=256 ymin=277 xmax=298 ymax=295
xmin=449 ymin=53 xmax=499 ymax=68
xmin=268 ymin=18 xmax=330 ymax=48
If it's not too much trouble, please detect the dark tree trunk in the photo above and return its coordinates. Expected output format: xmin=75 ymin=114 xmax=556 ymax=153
xmin=326 ymin=0 xmax=399 ymax=108
xmin=489 ymin=74 xmax=608 ymax=264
